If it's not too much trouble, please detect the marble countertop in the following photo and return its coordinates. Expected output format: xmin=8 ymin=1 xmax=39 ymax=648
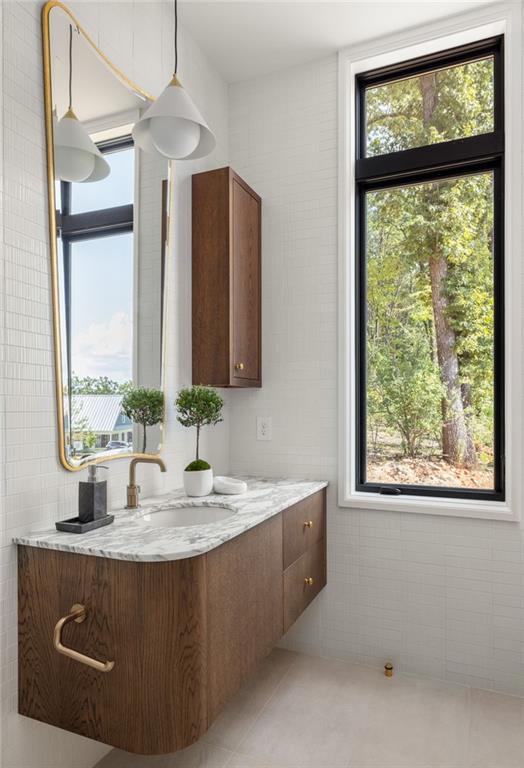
xmin=13 ymin=477 xmax=328 ymax=562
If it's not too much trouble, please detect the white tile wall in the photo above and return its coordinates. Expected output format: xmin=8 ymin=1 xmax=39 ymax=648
xmin=228 ymin=53 xmax=524 ymax=698
xmin=0 ymin=3 xmax=230 ymax=767
xmin=2 ymin=4 xmax=524 ymax=767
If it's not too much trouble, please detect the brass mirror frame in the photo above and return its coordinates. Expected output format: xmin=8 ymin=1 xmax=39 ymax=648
xmin=42 ymin=0 xmax=171 ymax=471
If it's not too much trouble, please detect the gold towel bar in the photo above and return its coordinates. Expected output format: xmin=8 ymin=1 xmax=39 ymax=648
xmin=53 ymin=603 xmax=114 ymax=673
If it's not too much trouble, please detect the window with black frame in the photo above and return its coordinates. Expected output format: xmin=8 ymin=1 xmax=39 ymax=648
xmin=355 ymin=36 xmax=504 ymax=501
xmin=57 ymin=136 xmax=134 ymax=399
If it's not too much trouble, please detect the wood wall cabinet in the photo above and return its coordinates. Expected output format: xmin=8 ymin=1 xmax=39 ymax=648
xmin=18 ymin=491 xmax=326 ymax=755
xmin=192 ymin=167 xmax=261 ymax=387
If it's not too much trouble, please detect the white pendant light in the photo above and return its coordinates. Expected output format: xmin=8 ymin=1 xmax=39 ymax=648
xmin=55 ymin=107 xmax=110 ymax=182
xmin=54 ymin=26 xmax=110 ymax=183
xmin=132 ymin=0 xmax=215 ymax=160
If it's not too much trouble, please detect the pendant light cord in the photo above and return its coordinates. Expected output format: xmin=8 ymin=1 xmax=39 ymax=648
xmin=68 ymin=23 xmax=73 ymax=110
xmin=174 ymin=0 xmax=178 ymax=75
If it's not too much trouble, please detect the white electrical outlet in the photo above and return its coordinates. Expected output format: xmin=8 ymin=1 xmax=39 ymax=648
xmin=257 ymin=416 xmax=272 ymax=441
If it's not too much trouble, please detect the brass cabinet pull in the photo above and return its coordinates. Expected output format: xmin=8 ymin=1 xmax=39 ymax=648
xmin=303 ymin=520 xmax=313 ymax=528
xmin=53 ymin=603 xmax=114 ymax=673
xmin=304 ymin=577 xmax=314 ymax=586
xmin=234 ymin=362 xmax=245 ymax=371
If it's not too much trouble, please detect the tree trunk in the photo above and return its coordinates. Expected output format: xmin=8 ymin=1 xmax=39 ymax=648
xmin=142 ymin=425 xmax=147 ymax=454
xmin=196 ymin=426 xmax=200 ymax=461
xmin=420 ymin=73 xmax=476 ymax=467
xmin=428 ymin=249 xmax=476 ymax=465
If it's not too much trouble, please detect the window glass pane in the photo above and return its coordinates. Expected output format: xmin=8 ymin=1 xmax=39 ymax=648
xmin=364 ymin=57 xmax=494 ymax=157
xmin=70 ymin=232 xmax=134 ymax=383
xmin=365 ymin=171 xmax=495 ymax=490
xmin=70 ymin=144 xmax=134 ymax=213
xmin=54 ymin=178 xmax=62 ymax=209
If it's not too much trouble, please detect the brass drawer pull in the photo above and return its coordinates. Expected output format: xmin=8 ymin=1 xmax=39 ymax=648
xmin=234 ymin=362 xmax=245 ymax=371
xmin=304 ymin=577 xmax=314 ymax=586
xmin=53 ymin=603 xmax=114 ymax=673
xmin=303 ymin=520 xmax=313 ymax=528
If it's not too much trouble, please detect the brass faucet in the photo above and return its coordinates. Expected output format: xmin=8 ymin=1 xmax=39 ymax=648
xmin=126 ymin=457 xmax=167 ymax=509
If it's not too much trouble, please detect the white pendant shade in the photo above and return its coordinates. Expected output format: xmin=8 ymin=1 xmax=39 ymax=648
xmin=132 ymin=76 xmax=215 ymax=160
xmin=149 ymin=116 xmax=200 ymax=159
xmin=54 ymin=109 xmax=110 ymax=183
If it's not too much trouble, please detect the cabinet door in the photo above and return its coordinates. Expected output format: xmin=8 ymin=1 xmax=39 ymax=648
xmin=232 ymin=176 xmax=261 ymax=385
xmin=206 ymin=515 xmax=283 ymax=722
xmin=18 ymin=547 xmax=208 ymax=755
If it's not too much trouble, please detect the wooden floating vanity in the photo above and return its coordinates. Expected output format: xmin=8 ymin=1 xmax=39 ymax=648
xmin=17 ymin=485 xmax=326 ymax=755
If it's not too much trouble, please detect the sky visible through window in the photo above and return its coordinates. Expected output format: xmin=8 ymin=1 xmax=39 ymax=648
xmin=70 ymin=232 xmax=133 ymax=382
xmin=71 ymin=148 xmax=134 ymax=213
xmin=68 ymin=146 xmax=134 ymax=383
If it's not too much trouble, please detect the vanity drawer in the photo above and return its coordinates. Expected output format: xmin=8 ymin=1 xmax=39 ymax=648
xmin=282 ymin=489 xmax=325 ymax=570
xmin=283 ymin=538 xmax=326 ymax=632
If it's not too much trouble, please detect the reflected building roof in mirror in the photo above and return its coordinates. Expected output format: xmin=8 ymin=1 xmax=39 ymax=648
xmin=71 ymin=394 xmax=131 ymax=433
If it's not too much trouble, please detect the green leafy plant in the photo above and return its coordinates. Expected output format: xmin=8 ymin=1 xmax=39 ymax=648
xmin=71 ymin=416 xmax=97 ymax=455
xmin=363 ymin=61 xmax=495 ymax=481
xmin=175 ymin=385 xmax=223 ymax=471
xmin=122 ymin=387 xmax=164 ymax=453
xmin=187 ymin=458 xmax=212 ymax=471
xmin=70 ymin=375 xmax=132 ymax=395
xmin=369 ymin=330 xmax=443 ymax=458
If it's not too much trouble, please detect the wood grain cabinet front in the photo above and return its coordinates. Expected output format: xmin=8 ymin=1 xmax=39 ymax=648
xmin=206 ymin=516 xmax=283 ymax=722
xmin=18 ymin=492 xmax=326 ymax=755
xmin=192 ymin=167 xmax=261 ymax=388
xmin=282 ymin=489 xmax=327 ymax=633
xmin=18 ymin=549 xmax=208 ymax=755
xmin=283 ymin=539 xmax=326 ymax=633
xmin=282 ymin=490 xmax=325 ymax=570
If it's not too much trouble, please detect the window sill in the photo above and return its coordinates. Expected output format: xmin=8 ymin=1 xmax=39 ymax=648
xmin=339 ymin=491 xmax=518 ymax=521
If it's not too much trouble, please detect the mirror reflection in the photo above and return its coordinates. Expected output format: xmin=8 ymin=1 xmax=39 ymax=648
xmin=47 ymin=6 xmax=168 ymax=468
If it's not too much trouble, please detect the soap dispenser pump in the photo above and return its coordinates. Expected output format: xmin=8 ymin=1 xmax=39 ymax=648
xmin=79 ymin=464 xmax=108 ymax=524
xmin=55 ymin=464 xmax=115 ymax=534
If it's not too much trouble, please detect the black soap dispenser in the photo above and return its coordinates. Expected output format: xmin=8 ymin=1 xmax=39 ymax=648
xmin=79 ymin=464 xmax=108 ymax=523
xmin=56 ymin=465 xmax=115 ymax=534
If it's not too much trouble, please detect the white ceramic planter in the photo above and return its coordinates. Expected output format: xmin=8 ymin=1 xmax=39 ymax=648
xmin=183 ymin=468 xmax=213 ymax=497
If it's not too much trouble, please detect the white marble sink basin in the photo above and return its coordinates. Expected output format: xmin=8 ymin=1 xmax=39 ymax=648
xmin=136 ymin=504 xmax=237 ymax=528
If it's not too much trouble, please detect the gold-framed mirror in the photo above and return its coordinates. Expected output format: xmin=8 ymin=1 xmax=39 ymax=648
xmin=42 ymin=1 xmax=170 ymax=471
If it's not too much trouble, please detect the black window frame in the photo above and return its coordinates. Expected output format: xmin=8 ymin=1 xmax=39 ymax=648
xmin=355 ymin=36 xmax=505 ymax=502
xmin=57 ymin=135 xmax=134 ymax=240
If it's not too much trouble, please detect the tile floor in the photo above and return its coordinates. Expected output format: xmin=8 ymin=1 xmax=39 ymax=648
xmin=96 ymin=649 xmax=524 ymax=768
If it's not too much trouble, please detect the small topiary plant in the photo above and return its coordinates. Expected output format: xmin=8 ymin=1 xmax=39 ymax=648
xmin=187 ymin=458 xmax=211 ymax=471
xmin=122 ymin=387 xmax=164 ymax=453
xmin=175 ymin=385 xmax=224 ymax=471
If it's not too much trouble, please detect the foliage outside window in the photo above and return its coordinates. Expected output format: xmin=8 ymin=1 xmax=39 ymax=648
xmin=356 ymin=37 xmax=504 ymax=500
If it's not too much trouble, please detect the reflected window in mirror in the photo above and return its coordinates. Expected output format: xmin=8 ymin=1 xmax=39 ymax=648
xmin=44 ymin=1 xmax=168 ymax=470
xmin=70 ymin=140 xmax=134 ymax=213
xmin=57 ymin=137 xmax=135 ymax=463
